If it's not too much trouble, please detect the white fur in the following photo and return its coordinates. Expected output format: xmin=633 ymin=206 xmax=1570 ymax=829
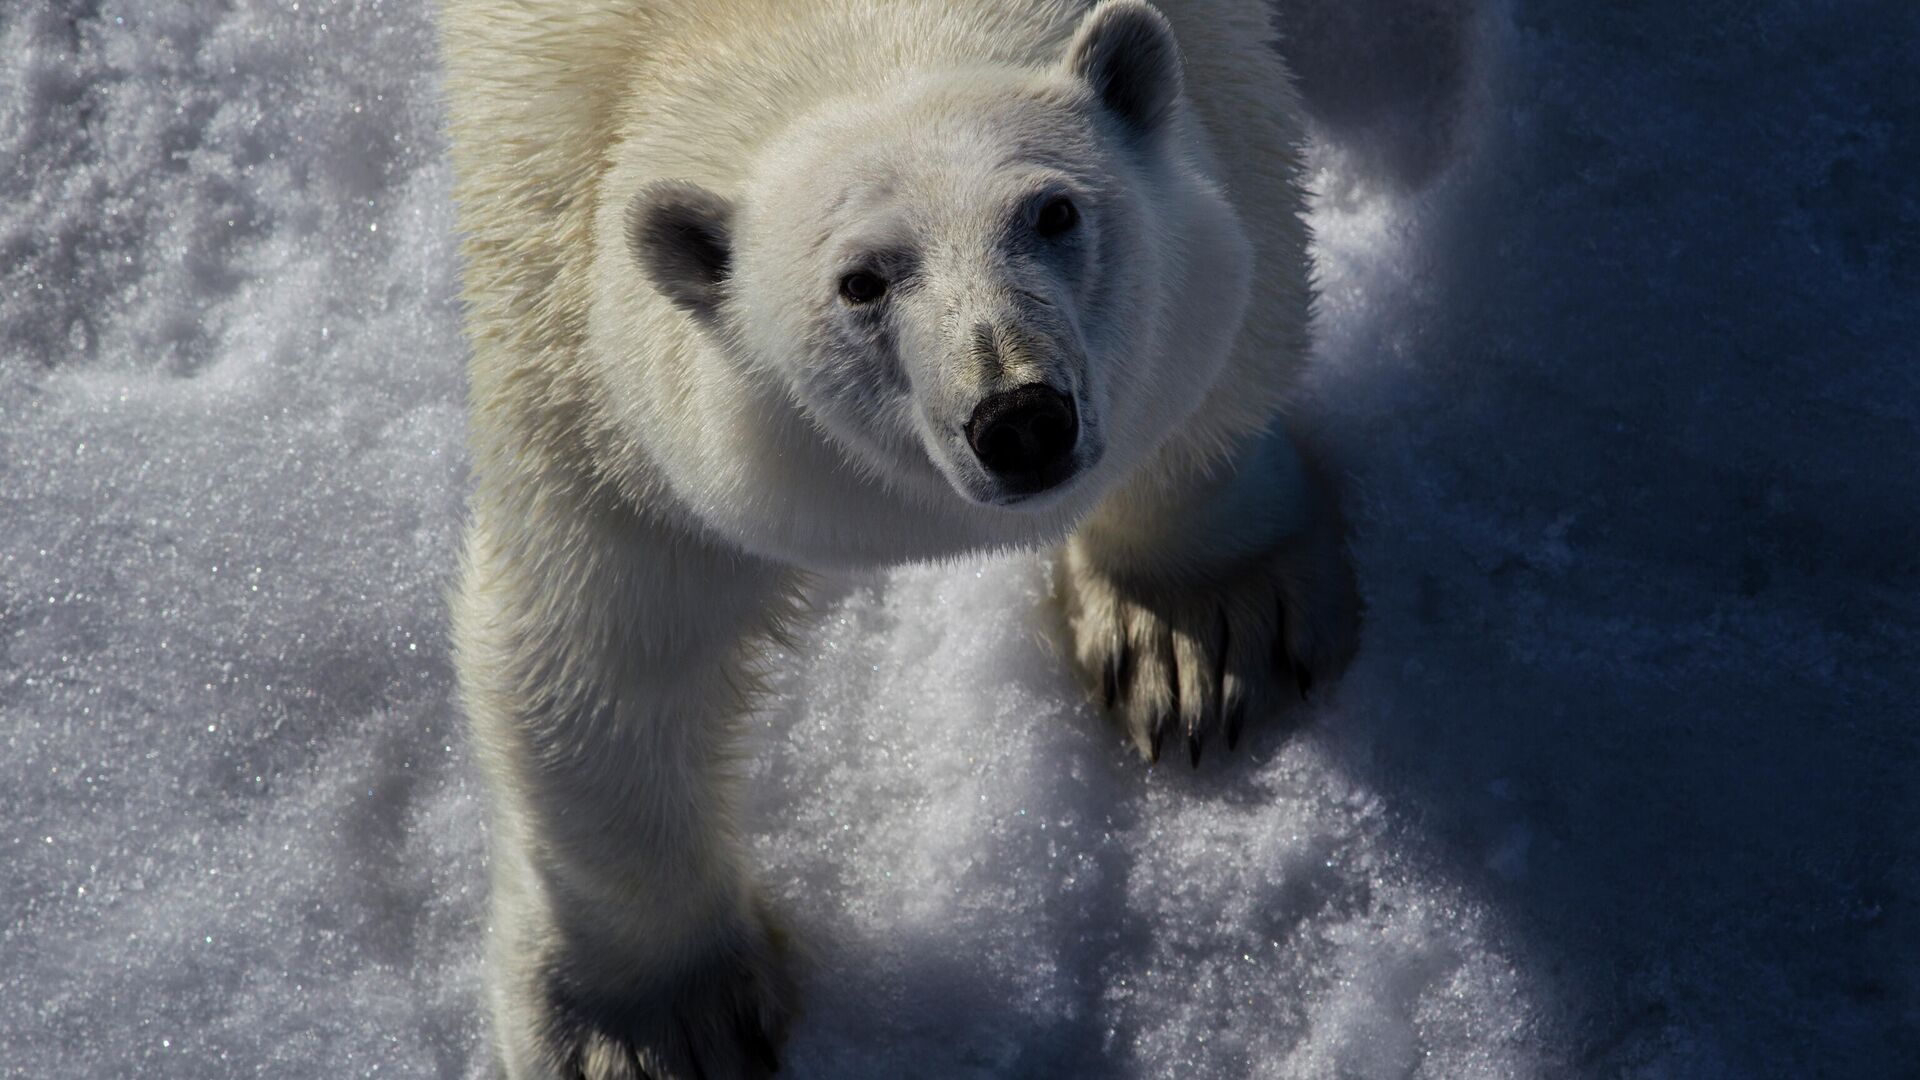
xmin=439 ymin=3 xmax=1352 ymax=1077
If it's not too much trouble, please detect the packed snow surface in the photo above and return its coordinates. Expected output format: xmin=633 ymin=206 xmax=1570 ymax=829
xmin=3 ymin=2 xmax=1915 ymax=1077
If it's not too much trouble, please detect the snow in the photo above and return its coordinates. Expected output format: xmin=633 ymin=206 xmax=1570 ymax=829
xmin=2 ymin=1 xmax=1914 ymax=1077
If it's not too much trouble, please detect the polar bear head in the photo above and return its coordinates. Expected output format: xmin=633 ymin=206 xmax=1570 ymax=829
xmin=625 ymin=1 xmax=1253 ymax=522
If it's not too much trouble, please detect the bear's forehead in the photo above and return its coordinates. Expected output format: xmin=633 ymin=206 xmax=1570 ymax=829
xmin=743 ymin=72 xmax=1113 ymax=255
xmin=796 ymin=152 xmax=1095 ymax=261
xmin=817 ymin=117 xmax=1101 ymax=214
xmin=774 ymin=73 xmax=1100 ymax=183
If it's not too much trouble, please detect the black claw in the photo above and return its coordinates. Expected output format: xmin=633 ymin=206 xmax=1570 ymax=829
xmin=742 ymin=1022 xmax=781 ymax=1074
xmin=1149 ymin=719 xmax=1167 ymax=765
xmin=1101 ymin=654 xmax=1119 ymax=710
xmin=679 ymin=1018 xmax=710 ymax=1080
xmin=1225 ymin=700 xmax=1246 ymax=751
xmin=1187 ymin=732 xmax=1203 ymax=769
xmin=1296 ymin=662 xmax=1314 ymax=700
xmin=1275 ymin=597 xmax=1291 ymax=666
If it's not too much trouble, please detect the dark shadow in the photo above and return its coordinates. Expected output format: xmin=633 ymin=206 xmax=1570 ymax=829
xmin=1279 ymin=0 xmax=1481 ymax=193
xmin=1278 ymin=0 xmax=1920 ymax=1075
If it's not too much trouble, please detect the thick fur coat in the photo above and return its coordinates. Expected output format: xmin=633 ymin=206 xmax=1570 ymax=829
xmin=439 ymin=2 xmax=1357 ymax=1076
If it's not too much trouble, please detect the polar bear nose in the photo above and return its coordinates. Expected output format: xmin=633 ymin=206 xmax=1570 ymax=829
xmin=966 ymin=384 xmax=1079 ymax=492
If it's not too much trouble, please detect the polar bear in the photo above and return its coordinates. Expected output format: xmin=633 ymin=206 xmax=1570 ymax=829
xmin=440 ymin=1 xmax=1358 ymax=1076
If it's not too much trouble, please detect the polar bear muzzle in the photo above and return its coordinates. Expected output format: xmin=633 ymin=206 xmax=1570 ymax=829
xmin=965 ymin=383 xmax=1080 ymax=496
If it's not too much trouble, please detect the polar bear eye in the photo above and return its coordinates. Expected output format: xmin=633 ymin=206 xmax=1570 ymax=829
xmin=839 ymin=271 xmax=887 ymax=304
xmin=1035 ymin=196 xmax=1078 ymax=237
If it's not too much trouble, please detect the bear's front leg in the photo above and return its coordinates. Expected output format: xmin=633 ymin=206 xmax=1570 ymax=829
xmin=1058 ymin=426 xmax=1361 ymax=764
xmin=457 ymin=515 xmax=797 ymax=1080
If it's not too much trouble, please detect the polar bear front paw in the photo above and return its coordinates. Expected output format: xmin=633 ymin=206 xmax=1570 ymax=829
xmin=1058 ymin=518 xmax=1359 ymax=766
xmin=532 ymin=929 xmax=794 ymax=1080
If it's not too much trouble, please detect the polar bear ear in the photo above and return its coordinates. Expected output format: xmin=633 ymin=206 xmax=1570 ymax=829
xmin=626 ymin=181 xmax=735 ymax=320
xmin=1064 ymin=0 xmax=1184 ymax=137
